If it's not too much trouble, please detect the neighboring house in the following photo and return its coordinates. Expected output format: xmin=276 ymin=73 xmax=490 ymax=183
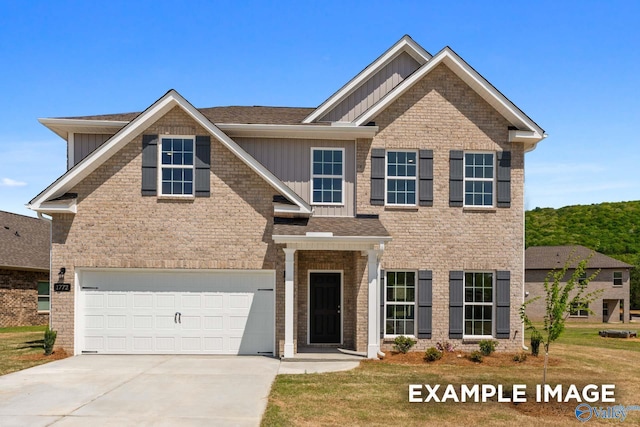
xmin=0 ymin=211 xmax=50 ymax=327
xmin=28 ymin=35 xmax=545 ymax=357
xmin=525 ymin=245 xmax=632 ymax=323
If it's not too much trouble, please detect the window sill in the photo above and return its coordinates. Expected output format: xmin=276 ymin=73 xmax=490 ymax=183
xmin=157 ymin=196 xmax=195 ymax=202
xmin=462 ymin=335 xmax=494 ymax=344
xmin=463 ymin=207 xmax=497 ymax=213
xmin=384 ymin=205 xmax=419 ymax=212
xmin=37 ymin=311 xmax=50 ymax=315
xmin=312 ymin=203 xmax=345 ymax=207
xmin=383 ymin=335 xmax=416 ymax=342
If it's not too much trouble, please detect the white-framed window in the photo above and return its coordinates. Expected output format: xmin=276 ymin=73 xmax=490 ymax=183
xmin=386 ymin=151 xmax=417 ymax=205
xmin=37 ymin=281 xmax=50 ymax=312
xmin=569 ymin=302 xmax=589 ymax=317
xmin=159 ymin=136 xmax=195 ymax=196
xmin=464 ymin=272 xmax=494 ymax=337
xmin=385 ymin=271 xmax=416 ymax=336
xmin=311 ymin=148 xmax=344 ymax=205
xmin=613 ymin=271 xmax=623 ymax=286
xmin=464 ymin=152 xmax=494 ymax=207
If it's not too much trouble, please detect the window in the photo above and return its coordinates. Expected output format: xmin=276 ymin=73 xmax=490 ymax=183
xmin=386 ymin=151 xmax=417 ymax=205
xmin=613 ymin=271 xmax=623 ymax=286
xmin=464 ymin=153 xmax=494 ymax=207
xmin=578 ymin=272 xmax=587 ymax=286
xmin=385 ymin=271 xmax=415 ymax=336
xmin=570 ymin=302 xmax=588 ymax=317
xmin=311 ymin=148 xmax=343 ymax=204
xmin=159 ymin=136 xmax=194 ymax=196
xmin=37 ymin=281 xmax=50 ymax=312
xmin=464 ymin=272 xmax=493 ymax=336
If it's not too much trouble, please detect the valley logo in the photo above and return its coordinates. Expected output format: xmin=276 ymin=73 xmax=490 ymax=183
xmin=575 ymin=403 xmax=640 ymax=423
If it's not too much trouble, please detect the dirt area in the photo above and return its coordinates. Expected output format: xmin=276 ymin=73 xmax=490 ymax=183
xmin=16 ymin=347 xmax=69 ymax=361
xmin=379 ymin=350 xmax=560 ymax=367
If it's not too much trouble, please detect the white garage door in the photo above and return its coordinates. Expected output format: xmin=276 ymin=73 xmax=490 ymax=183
xmin=77 ymin=269 xmax=275 ymax=355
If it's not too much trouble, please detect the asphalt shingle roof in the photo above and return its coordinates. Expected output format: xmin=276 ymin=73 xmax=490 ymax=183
xmin=525 ymin=245 xmax=632 ymax=270
xmin=0 ymin=211 xmax=50 ymax=271
xmin=273 ymin=215 xmax=389 ymax=237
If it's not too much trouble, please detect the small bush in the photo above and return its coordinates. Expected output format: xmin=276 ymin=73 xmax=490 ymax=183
xmin=469 ymin=351 xmax=484 ymax=363
xmin=435 ymin=341 xmax=457 ymax=353
xmin=478 ymin=339 xmax=497 ymax=356
xmin=513 ymin=352 xmax=528 ymax=363
xmin=530 ymin=330 xmax=542 ymax=357
xmin=44 ymin=327 xmax=57 ymax=356
xmin=424 ymin=347 xmax=443 ymax=362
xmin=393 ymin=336 xmax=417 ymax=354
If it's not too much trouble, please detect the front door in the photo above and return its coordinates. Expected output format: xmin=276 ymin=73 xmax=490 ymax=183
xmin=309 ymin=272 xmax=341 ymax=344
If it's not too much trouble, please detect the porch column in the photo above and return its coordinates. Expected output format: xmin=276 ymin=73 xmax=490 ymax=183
xmin=367 ymin=249 xmax=381 ymax=359
xmin=283 ymin=248 xmax=296 ymax=358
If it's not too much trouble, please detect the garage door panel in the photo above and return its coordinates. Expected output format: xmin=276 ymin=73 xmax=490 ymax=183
xmin=79 ymin=270 xmax=274 ymax=355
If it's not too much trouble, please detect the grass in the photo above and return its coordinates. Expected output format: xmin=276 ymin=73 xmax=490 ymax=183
xmin=263 ymin=324 xmax=640 ymax=426
xmin=0 ymin=325 xmax=67 ymax=376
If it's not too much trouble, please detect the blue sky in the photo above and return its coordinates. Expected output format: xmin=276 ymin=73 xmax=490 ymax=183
xmin=0 ymin=0 xmax=638 ymax=217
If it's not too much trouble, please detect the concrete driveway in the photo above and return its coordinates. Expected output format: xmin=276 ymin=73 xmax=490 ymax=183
xmin=0 ymin=355 xmax=280 ymax=427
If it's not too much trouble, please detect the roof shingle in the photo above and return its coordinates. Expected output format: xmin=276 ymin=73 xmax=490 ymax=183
xmin=0 ymin=211 xmax=50 ymax=271
xmin=273 ymin=215 xmax=389 ymax=237
xmin=525 ymin=245 xmax=632 ymax=270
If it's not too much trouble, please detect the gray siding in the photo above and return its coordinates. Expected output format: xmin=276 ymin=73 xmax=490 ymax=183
xmin=236 ymin=138 xmax=355 ymax=217
xmin=319 ymin=52 xmax=420 ymax=123
xmin=74 ymin=134 xmax=112 ymax=167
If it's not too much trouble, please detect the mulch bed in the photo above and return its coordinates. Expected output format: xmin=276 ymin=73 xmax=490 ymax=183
xmin=16 ymin=347 xmax=69 ymax=361
xmin=379 ymin=350 xmax=559 ymax=367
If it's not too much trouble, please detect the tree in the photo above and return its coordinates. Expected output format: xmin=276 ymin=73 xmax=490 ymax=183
xmin=519 ymin=253 xmax=603 ymax=385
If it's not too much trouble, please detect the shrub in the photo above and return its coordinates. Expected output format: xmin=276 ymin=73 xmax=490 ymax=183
xmin=478 ymin=339 xmax=497 ymax=356
xmin=424 ymin=347 xmax=443 ymax=362
xmin=469 ymin=351 xmax=484 ymax=363
xmin=393 ymin=336 xmax=417 ymax=354
xmin=513 ymin=352 xmax=528 ymax=363
xmin=530 ymin=330 xmax=542 ymax=357
xmin=44 ymin=327 xmax=57 ymax=356
xmin=435 ymin=341 xmax=457 ymax=353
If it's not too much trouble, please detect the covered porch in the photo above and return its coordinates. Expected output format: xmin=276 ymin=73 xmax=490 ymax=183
xmin=272 ymin=216 xmax=391 ymax=359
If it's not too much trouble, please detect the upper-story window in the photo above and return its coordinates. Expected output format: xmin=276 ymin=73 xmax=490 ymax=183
xmin=386 ymin=151 xmax=417 ymax=205
xmin=311 ymin=148 xmax=344 ymax=205
xmin=160 ymin=136 xmax=194 ymax=196
xmin=464 ymin=153 xmax=494 ymax=207
xmin=613 ymin=271 xmax=623 ymax=286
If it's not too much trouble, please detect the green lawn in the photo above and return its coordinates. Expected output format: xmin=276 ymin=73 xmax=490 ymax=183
xmin=263 ymin=325 xmax=640 ymax=426
xmin=0 ymin=325 xmax=62 ymax=376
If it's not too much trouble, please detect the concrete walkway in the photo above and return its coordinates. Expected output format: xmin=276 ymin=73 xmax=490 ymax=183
xmin=0 ymin=354 xmax=361 ymax=426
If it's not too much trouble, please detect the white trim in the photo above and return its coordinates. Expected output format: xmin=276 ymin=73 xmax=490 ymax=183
xmin=303 ymin=35 xmax=431 ymax=124
xmin=29 ymin=90 xmax=312 ymax=216
xmin=383 ymin=270 xmax=418 ymax=338
xmin=67 ymin=132 xmax=75 ymax=170
xmin=385 ymin=149 xmax=418 ymax=207
xmin=283 ymin=248 xmax=296 ymax=358
xmin=307 ymin=270 xmax=343 ymax=345
xmin=35 ymin=198 xmax=77 ymax=214
xmin=157 ymin=135 xmax=195 ymax=197
xmin=310 ymin=147 xmax=345 ymax=206
xmin=38 ymin=118 xmax=128 ymax=140
xmin=272 ymin=235 xmax=392 ymax=245
xmin=463 ymin=151 xmax=496 ymax=208
xmin=353 ymin=48 xmax=546 ymax=149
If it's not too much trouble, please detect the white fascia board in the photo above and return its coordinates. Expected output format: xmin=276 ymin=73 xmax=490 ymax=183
xmin=217 ymin=123 xmax=378 ymax=140
xmin=354 ymin=48 xmax=546 ymax=141
xmin=272 ymin=235 xmax=392 ymax=245
xmin=509 ymin=130 xmax=548 ymax=152
xmin=28 ymin=198 xmax=77 ymax=214
xmin=274 ymin=203 xmax=310 ymax=216
xmin=30 ymin=90 xmax=313 ymax=215
xmin=38 ymin=118 xmax=128 ymax=140
xmin=302 ymin=35 xmax=431 ymax=124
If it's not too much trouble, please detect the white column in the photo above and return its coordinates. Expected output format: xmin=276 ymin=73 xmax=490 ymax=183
xmin=283 ymin=248 xmax=296 ymax=358
xmin=367 ymin=249 xmax=380 ymax=359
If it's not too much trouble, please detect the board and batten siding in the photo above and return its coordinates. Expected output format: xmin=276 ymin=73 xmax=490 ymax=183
xmin=73 ymin=134 xmax=112 ymax=167
xmin=236 ymin=138 xmax=355 ymax=217
xmin=319 ymin=52 xmax=420 ymax=123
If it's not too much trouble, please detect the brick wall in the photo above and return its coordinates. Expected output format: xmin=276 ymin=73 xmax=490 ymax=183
xmin=357 ymin=64 xmax=525 ymax=352
xmin=0 ymin=268 xmax=49 ymax=327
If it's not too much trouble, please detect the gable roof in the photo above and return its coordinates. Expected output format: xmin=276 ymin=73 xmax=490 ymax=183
xmin=0 ymin=211 xmax=49 ymax=271
xmin=303 ymin=35 xmax=431 ymax=124
xmin=29 ymin=90 xmax=312 ymax=216
xmin=352 ymin=46 xmax=546 ymax=150
xmin=525 ymin=245 xmax=632 ymax=270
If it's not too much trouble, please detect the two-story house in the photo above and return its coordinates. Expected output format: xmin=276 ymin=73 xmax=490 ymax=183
xmin=28 ymin=36 xmax=545 ymax=358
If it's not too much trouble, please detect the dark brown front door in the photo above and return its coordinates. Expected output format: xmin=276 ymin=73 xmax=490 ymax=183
xmin=309 ymin=272 xmax=341 ymax=344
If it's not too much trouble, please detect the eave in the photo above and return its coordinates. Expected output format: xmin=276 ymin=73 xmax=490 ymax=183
xmin=218 ymin=123 xmax=378 ymax=140
xmin=38 ymin=118 xmax=128 ymax=140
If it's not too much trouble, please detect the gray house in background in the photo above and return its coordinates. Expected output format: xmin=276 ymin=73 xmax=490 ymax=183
xmin=525 ymin=245 xmax=631 ymax=323
xmin=0 ymin=211 xmax=50 ymax=327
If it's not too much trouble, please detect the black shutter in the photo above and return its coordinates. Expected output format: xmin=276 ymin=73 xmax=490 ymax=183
xmin=496 ymin=151 xmax=511 ymax=208
xmin=449 ymin=151 xmax=464 ymax=207
xmin=418 ymin=150 xmax=433 ymax=207
xmin=141 ymin=134 xmax=158 ymax=196
xmin=417 ymin=270 xmax=432 ymax=338
xmin=195 ymin=136 xmax=211 ymax=197
xmin=495 ymin=271 xmax=511 ymax=339
xmin=371 ymin=148 xmax=385 ymax=205
xmin=449 ymin=271 xmax=464 ymax=339
xmin=380 ymin=269 xmax=385 ymax=338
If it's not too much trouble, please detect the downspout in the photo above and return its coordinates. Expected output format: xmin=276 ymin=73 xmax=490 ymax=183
xmin=37 ymin=212 xmax=53 ymax=329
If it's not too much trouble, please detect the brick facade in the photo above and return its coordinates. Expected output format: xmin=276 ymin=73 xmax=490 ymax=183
xmin=0 ymin=268 xmax=49 ymax=327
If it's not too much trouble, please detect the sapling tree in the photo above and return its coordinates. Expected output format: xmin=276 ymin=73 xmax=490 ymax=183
xmin=520 ymin=253 xmax=602 ymax=385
